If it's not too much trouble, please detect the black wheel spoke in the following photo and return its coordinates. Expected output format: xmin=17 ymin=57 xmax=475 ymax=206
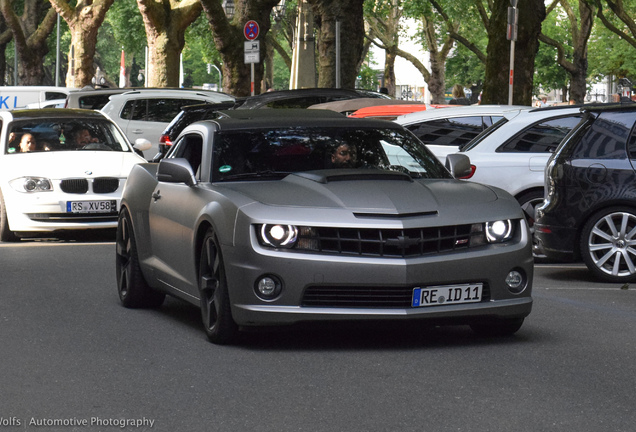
xmin=198 ymin=229 xmax=238 ymax=344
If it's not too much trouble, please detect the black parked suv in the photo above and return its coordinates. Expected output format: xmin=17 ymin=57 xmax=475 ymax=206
xmin=535 ymin=103 xmax=636 ymax=282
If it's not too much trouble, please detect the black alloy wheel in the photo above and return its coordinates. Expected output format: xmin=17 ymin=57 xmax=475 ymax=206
xmin=115 ymin=208 xmax=165 ymax=308
xmin=199 ymin=228 xmax=238 ymax=344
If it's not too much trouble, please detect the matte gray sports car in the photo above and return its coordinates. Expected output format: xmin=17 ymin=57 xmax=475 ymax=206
xmin=116 ymin=109 xmax=533 ymax=344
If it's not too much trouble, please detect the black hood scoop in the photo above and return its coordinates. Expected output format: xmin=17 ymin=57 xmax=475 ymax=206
xmin=292 ymin=169 xmax=413 ymax=184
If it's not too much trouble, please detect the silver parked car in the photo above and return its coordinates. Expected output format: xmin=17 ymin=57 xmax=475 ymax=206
xmin=116 ymin=109 xmax=533 ymax=344
xmin=101 ymin=89 xmax=235 ymax=158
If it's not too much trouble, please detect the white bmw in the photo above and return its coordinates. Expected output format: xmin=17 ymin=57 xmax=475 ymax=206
xmin=0 ymin=109 xmax=150 ymax=241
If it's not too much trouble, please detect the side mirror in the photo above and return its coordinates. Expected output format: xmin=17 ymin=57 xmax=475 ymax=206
xmin=157 ymin=158 xmax=196 ymax=186
xmin=133 ymin=138 xmax=152 ymax=152
xmin=445 ymin=153 xmax=473 ymax=179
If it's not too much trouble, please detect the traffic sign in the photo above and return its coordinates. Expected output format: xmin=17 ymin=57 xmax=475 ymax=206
xmin=244 ymin=20 xmax=259 ymax=40
xmin=244 ymin=41 xmax=260 ymax=64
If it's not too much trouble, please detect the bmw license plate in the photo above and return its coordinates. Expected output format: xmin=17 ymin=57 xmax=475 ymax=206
xmin=66 ymin=200 xmax=116 ymax=213
xmin=412 ymin=283 xmax=483 ymax=307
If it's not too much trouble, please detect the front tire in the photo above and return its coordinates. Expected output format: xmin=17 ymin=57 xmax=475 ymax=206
xmin=580 ymin=207 xmax=636 ymax=283
xmin=199 ymin=228 xmax=238 ymax=344
xmin=115 ymin=208 xmax=165 ymax=308
xmin=0 ymin=189 xmax=19 ymax=242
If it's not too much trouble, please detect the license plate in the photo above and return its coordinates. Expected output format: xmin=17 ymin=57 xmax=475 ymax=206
xmin=66 ymin=200 xmax=116 ymax=213
xmin=412 ymin=283 xmax=483 ymax=307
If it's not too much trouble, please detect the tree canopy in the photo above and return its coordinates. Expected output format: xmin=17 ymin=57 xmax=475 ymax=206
xmin=0 ymin=0 xmax=634 ymax=104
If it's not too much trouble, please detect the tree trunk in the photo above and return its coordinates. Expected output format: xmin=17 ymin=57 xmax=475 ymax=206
xmin=0 ymin=0 xmax=57 ymax=86
xmin=201 ymin=0 xmax=280 ymax=97
xmin=428 ymin=52 xmax=446 ymax=104
xmin=50 ymin=0 xmax=114 ymax=88
xmin=482 ymin=0 xmax=545 ymax=105
xmin=137 ymin=0 xmax=201 ymax=88
xmin=307 ymin=0 xmax=365 ymax=88
xmin=384 ymin=47 xmax=397 ymax=97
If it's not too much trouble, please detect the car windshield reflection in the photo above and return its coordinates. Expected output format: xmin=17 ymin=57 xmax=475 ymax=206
xmin=211 ymin=127 xmax=451 ymax=182
xmin=5 ymin=119 xmax=131 ymax=154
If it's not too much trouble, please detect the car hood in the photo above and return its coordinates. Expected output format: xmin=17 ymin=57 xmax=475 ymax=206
xmin=1 ymin=151 xmax=145 ymax=179
xmin=220 ymin=170 xmax=500 ymax=216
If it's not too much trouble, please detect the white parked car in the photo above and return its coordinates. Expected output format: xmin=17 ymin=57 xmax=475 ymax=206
xmin=450 ymin=105 xmax=584 ymax=256
xmin=395 ymin=105 xmax=530 ymax=162
xmin=101 ymin=89 xmax=235 ymax=158
xmin=0 ymin=109 xmax=151 ymax=241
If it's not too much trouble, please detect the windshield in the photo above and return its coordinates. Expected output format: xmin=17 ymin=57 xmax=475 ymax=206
xmin=211 ymin=126 xmax=451 ymax=182
xmin=5 ymin=118 xmax=131 ymax=154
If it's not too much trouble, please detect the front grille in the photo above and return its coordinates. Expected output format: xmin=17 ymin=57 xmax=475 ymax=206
xmin=302 ymin=284 xmax=491 ymax=308
xmin=60 ymin=179 xmax=88 ymax=194
xmin=59 ymin=178 xmax=120 ymax=194
xmin=295 ymin=225 xmax=479 ymax=258
xmin=93 ymin=178 xmax=120 ymax=194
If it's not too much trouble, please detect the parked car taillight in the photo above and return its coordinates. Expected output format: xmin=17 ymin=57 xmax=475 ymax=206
xmin=159 ymin=134 xmax=173 ymax=147
xmin=458 ymin=165 xmax=476 ymax=179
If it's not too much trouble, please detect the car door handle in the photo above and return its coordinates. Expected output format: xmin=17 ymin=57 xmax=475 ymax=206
xmin=132 ymin=129 xmax=144 ymax=134
xmin=152 ymin=190 xmax=161 ymax=201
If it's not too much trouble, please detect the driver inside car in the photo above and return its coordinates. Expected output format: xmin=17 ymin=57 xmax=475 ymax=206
xmin=330 ymin=143 xmax=357 ymax=168
xmin=72 ymin=128 xmax=99 ymax=149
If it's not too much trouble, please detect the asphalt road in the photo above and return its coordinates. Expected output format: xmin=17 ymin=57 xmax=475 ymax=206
xmin=1 ymin=237 xmax=635 ymax=432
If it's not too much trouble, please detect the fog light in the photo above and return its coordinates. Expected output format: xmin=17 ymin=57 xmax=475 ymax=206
xmin=505 ymin=270 xmax=525 ymax=293
xmin=255 ymin=275 xmax=282 ymax=300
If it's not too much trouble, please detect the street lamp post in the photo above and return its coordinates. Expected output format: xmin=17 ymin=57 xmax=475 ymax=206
xmin=507 ymin=0 xmax=518 ymax=105
xmin=222 ymin=0 xmax=235 ymax=19
xmin=272 ymin=0 xmax=286 ymax=22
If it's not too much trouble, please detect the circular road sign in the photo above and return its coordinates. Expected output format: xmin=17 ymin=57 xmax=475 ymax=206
xmin=244 ymin=21 xmax=260 ymax=40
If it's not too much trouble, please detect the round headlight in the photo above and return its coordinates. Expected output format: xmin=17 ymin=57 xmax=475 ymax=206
xmin=24 ymin=179 xmax=37 ymax=191
xmin=485 ymin=220 xmax=513 ymax=243
xmin=36 ymin=179 xmax=52 ymax=191
xmin=260 ymin=224 xmax=298 ymax=248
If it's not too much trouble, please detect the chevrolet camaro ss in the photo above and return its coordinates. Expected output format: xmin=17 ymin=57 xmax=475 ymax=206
xmin=116 ymin=110 xmax=533 ymax=344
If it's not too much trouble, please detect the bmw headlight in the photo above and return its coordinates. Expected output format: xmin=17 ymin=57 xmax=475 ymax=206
xmin=485 ymin=220 xmax=513 ymax=243
xmin=9 ymin=177 xmax=53 ymax=193
xmin=259 ymin=224 xmax=298 ymax=248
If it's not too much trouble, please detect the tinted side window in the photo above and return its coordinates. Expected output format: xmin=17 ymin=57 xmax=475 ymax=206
xmin=499 ymin=115 xmax=582 ymax=153
xmin=78 ymin=95 xmax=113 ymax=110
xmin=574 ymin=111 xmax=636 ymax=159
xmin=120 ymin=100 xmax=136 ymax=120
xmin=45 ymin=92 xmax=68 ymax=101
xmin=171 ymin=133 xmax=203 ymax=178
xmin=130 ymin=98 xmax=205 ymax=122
xmin=406 ymin=116 xmax=485 ymax=147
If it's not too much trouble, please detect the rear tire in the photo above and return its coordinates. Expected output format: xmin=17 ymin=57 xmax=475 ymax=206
xmin=199 ymin=228 xmax=238 ymax=344
xmin=0 ymin=189 xmax=18 ymax=242
xmin=580 ymin=207 xmax=636 ymax=283
xmin=115 ymin=208 xmax=165 ymax=308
